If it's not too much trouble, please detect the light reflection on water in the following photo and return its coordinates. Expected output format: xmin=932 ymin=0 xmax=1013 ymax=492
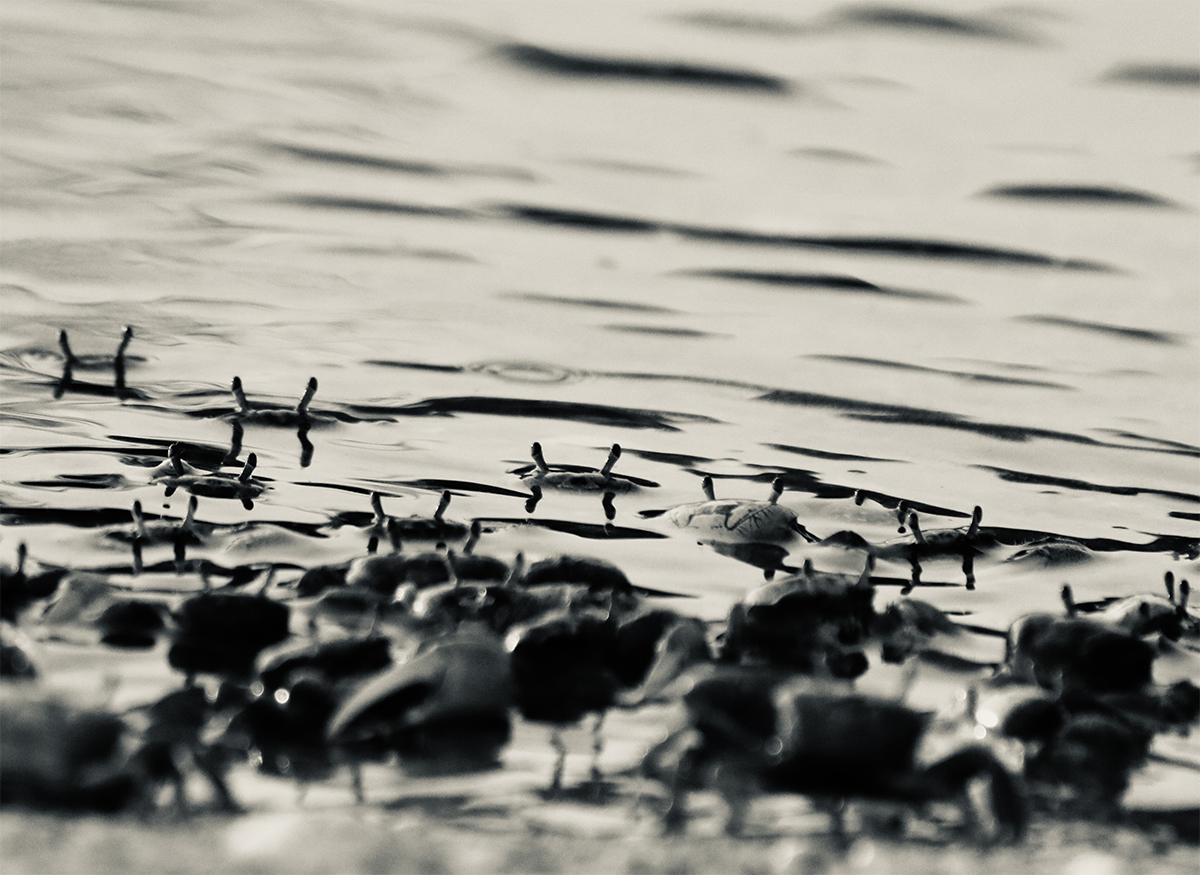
xmin=1 ymin=0 xmax=1198 ymax=857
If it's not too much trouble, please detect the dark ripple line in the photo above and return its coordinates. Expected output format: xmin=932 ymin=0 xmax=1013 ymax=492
xmin=347 ymin=396 xmax=719 ymax=431
xmin=809 ymin=355 xmax=1074 ymax=389
xmin=270 ymin=143 xmax=536 ymax=182
xmin=487 ymin=202 xmax=1112 ymax=269
xmin=496 ymin=43 xmax=790 ymax=93
xmin=1016 ymin=315 xmax=1179 ymax=344
xmin=821 ymin=5 xmax=1041 ymax=43
xmin=977 ymin=465 xmax=1200 ymax=504
xmin=981 ymin=184 xmax=1176 ymax=207
xmin=279 ymin=195 xmax=474 ymax=220
xmin=758 ymin=389 xmax=1110 ymax=446
xmin=680 ymin=268 xmax=961 ymax=302
xmin=1102 ymin=63 xmax=1200 ymax=88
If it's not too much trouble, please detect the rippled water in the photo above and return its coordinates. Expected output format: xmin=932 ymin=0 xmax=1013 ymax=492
xmin=2 ymin=0 xmax=1198 ymax=869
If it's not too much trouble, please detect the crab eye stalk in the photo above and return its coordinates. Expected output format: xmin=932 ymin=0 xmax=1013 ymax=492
xmin=58 ymin=329 xmax=77 ymax=365
xmin=168 ymin=443 xmax=185 ymax=477
xmin=434 ymin=491 xmax=452 ymax=522
xmin=768 ymin=478 xmax=785 ymax=505
xmin=296 ymin=377 xmax=317 ymax=416
xmin=386 ymin=518 xmax=403 ymax=554
xmin=967 ymin=505 xmax=983 ymax=539
xmin=907 ymin=512 xmax=925 ymax=545
xmin=600 ymin=444 xmax=621 ymax=479
xmin=1165 ymin=571 xmax=1176 ymax=604
xmin=1060 ymin=584 xmax=1076 ymax=617
xmin=525 ymin=484 xmax=542 ymax=514
xmin=464 ymin=520 xmax=482 ymax=556
xmin=231 ymin=376 xmax=250 ymax=414
xmin=701 ymin=476 xmax=715 ymax=501
xmin=896 ymin=501 xmax=911 ymax=534
xmin=602 ymin=491 xmax=617 ymax=522
xmin=530 ymin=442 xmax=550 ymax=475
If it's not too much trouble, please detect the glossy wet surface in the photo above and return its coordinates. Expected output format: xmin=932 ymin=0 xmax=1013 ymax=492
xmin=1 ymin=1 xmax=1198 ymax=871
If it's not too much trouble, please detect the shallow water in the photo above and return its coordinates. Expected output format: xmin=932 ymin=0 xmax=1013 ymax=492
xmin=1 ymin=0 xmax=1198 ymax=868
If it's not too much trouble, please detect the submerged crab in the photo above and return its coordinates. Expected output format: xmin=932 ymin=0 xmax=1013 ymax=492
xmin=642 ymin=476 xmax=816 ymax=545
xmin=645 ymin=669 xmax=1027 ymax=841
xmin=152 ymin=444 xmax=267 ymax=510
xmin=512 ymin=442 xmax=656 ymax=493
xmin=228 ymin=376 xmax=324 ymax=427
xmin=876 ymin=506 xmax=995 ymax=590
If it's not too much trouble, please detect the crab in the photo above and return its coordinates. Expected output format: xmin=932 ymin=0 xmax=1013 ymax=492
xmin=153 ymin=443 xmax=267 ymax=510
xmin=54 ymin=326 xmax=144 ymax=400
xmin=721 ymin=557 xmax=876 ymax=678
xmin=168 ymin=570 xmax=291 ymax=677
xmin=644 ymin=669 xmax=1027 ymax=842
xmin=505 ymin=597 xmax=708 ymax=795
xmin=326 ymin=628 xmax=514 ymax=781
xmin=373 ymin=490 xmax=468 ymax=542
xmin=104 ymin=497 xmax=203 ymax=548
xmin=641 ymin=476 xmax=816 ymax=545
xmin=876 ymin=506 xmax=996 ymax=590
xmin=512 ymin=442 xmax=656 ymax=493
xmin=227 ymin=376 xmax=326 ymax=427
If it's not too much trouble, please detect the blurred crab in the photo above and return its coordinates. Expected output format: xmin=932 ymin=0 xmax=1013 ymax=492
xmin=644 ymin=669 xmax=1027 ymax=842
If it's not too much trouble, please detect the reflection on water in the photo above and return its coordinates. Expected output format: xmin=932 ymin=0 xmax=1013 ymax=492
xmin=1 ymin=0 xmax=1197 ymax=866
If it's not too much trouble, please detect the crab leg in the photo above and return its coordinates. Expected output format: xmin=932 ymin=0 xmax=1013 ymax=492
xmin=549 ymin=727 xmax=568 ymax=795
xmin=131 ymin=500 xmax=150 ymax=542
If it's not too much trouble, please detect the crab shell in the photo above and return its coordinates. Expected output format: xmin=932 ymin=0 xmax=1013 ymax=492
xmin=666 ymin=499 xmax=800 ymax=544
